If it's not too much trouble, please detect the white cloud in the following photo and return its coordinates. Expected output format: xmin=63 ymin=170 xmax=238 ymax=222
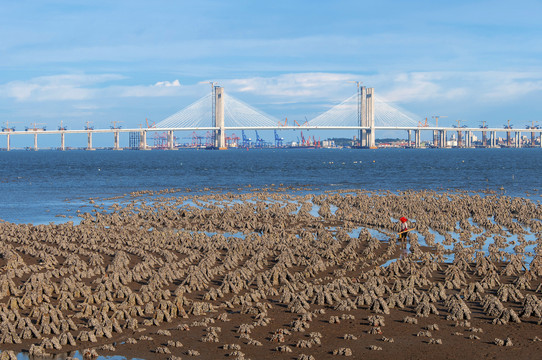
xmin=154 ymin=79 xmax=181 ymax=87
xmin=376 ymin=72 xmax=469 ymax=103
xmin=0 ymin=75 xmax=188 ymax=101
xmin=0 ymin=74 xmax=124 ymax=101
xmin=224 ymin=73 xmax=357 ymax=103
xmin=371 ymin=71 xmax=542 ymax=104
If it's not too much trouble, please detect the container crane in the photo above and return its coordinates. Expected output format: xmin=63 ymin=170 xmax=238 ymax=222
xmin=242 ymin=130 xmax=251 ymax=148
xmin=300 ymin=131 xmax=307 ymax=146
xmin=188 ymin=131 xmax=204 ymax=147
xmin=255 ymin=131 xmax=265 ymax=148
xmin=230 ymin=133 xmax=240 ymax=147
xmin=274 ymin=130 xmax=283 ymax=147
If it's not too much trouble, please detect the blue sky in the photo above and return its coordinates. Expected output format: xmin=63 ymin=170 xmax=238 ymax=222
xmin=1 ymin=0 xmax=542 ymax=146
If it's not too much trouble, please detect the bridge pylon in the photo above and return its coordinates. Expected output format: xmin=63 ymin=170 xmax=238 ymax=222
xmin=360 ymin=87 xmax=375 ymax=148
xmin=214 ymin=86 xmax=226 ymax=150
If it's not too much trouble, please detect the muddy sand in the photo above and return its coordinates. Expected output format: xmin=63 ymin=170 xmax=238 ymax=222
xmin=0 ymin=188 xmax=541 ymax=359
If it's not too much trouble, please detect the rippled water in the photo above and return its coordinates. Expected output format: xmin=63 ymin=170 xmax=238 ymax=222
xmin=0 ymin=148 xmax=540 ymax=224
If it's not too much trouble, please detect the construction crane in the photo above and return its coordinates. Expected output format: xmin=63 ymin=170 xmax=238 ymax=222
xmin=242 ymin=130 xmax=251 ymax=148
xmin=504 ymin=120 xmax=513 ymax=147
xmin=274 ymin=130 xmax=283 ymax=147
xmin=452 ymin=120 xmax=466 ymax=147
xmin=431 ymin=115 xmax=447 ymax=148
xmin=85 ymin=121 xmax=94 ymax=130
xmin=110 ymin=121 xmax=123 ymax=129
xmin=293 ymin=119 xmax=310 ymax=127
xmin=278 ymin=118 xmax=288 ymax=127
xmin=145 ymin=118 xmax=156 ymax=128
xmin=58 ymin=120 xmax=67 ymax=131
xmin=431 ymin=115 xmax=447 ymax=127
xmin=526 ymin=121 xmax=539 ymax=147
xmin=2 ymin=120 xmax=19 ymax=132
xmin=25 ymin=122 xmax=46 ymax=131
xmin=479 ymin=121 xmax=488 ymax=147
xmin=418 ymin=118 xmax=429 ymax=127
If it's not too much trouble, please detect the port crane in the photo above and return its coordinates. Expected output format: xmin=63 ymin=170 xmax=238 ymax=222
xmin=241 ymin=130 xmax=251 ymax=148
xmin=227 ymin=133 xmax=240 ymax=147
xmin=274 ymin=130 xmax=283 ymax=147
xmin=300 ymin=131 xmax=308 ymax=146
xmin=255 ymin=131 xmax=265 ymax=148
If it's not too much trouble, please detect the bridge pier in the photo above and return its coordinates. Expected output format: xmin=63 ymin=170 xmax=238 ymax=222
xmin=6 ymin=134 xmax=10 ymax=151
xmin=167 ymin=130 xmax=176 ymax=150
xmin=440 ymin=130 xmax=447 ymax=148
xmin=490 ymin=131 xmax=495 ymax=147
xmin=515 ymin=131 xmax=521 ymax=148
xmin=33 ymin=133 xmax=38 ymax=151
xmin=407 ymin=130 xmax=411 ymax=147
xmin=415 ymin=129 xmax=421 ymax=148
xmin=61 ymin=132 xmax=65 ymax=151
xmin=140 ymin=130 xmax=149 ymax=150
xmin=113 ymin=130 xmax=121 ymax=150
xmin=86 ymin=131 xmax=95 ymax=150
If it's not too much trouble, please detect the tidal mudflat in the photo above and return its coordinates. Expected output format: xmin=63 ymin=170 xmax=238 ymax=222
xmin=0 ymin=187 xmax=541 ymax=359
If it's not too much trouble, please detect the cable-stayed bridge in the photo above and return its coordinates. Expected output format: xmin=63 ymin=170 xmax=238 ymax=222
xmin=154 ymin=90 xmax=422 ymax=129
xmin=1 ymin=86 xmax=541 ymax=150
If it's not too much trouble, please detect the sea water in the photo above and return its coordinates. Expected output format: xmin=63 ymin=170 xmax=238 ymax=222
xmin=0 ymin=148 xmax=541 ymax=224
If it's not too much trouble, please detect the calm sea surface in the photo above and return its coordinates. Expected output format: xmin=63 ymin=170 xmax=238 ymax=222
xmin=0 ymin=148 xmax=541 ymax=224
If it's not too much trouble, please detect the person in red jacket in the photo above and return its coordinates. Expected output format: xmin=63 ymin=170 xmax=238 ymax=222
xmin=399 ymin=217 xmax=409 ymax=241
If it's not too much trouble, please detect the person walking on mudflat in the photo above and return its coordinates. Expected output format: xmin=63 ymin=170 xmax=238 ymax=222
xmin=399 ymin=217 xmax=409 ymax=242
